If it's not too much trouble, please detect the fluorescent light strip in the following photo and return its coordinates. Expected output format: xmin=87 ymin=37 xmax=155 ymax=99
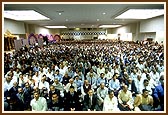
xmin=115 ymin=9 xmax=164 ymax=19
xmin=99 ymin=25 xmax=121 ymax=28
xmin=45 ymin=26 xmax=67 ymax=28
xmin=4 ymin=10 xmax=50 ymax=20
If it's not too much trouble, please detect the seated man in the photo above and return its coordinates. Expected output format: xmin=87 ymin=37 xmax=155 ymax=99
xmin=103 ymin=90 xmax=120 ymax=111
xmin=64 ymin=86 xmax=81 ymax=111
xmin=96 ymin=83 xmax=108 ymax=111
xmin=118 ymin=85 xmax=134 ymax=111
xmin=47 ymin=93 xmax=64 ymax=111
xmin=134 ymin=89 xmax=154 ymax=111
xmin=83 ymin=89 xmax=98 ymax=111
xmin=30 ymin=91 xmax=47 ymax=111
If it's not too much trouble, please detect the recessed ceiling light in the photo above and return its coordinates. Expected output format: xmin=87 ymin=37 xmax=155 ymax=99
xmin=99 ymin=25 xmax=122 ymax=28
xmin=115 ymin=9 xmax=164 ymax=19
xmin=4 ymin=10 xmax=50 ymax=20
xmin=102 ymin=12 xmax=106 ymax=15
xmin=45 ymin=26 xmax=67 ymax=28
xmin=97 ymin=19 xmax=100 ymax=21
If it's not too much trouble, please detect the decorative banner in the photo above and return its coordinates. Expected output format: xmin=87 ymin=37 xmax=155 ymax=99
xmin=14 ymin=39 xmax=22 ymax=51
xmin=37 ymin=38 xmax=44 ymax=47
xmin=22 ymin=39 xmax=29 ymax=47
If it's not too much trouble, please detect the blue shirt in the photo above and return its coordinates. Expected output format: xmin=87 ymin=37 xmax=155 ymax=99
xmin=54 ymin=74 xmax=63 ymax=83
xmin=153 ymin=85 xmax=164 ymax=100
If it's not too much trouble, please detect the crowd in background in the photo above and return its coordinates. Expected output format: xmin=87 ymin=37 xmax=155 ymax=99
xmin=4 ymin=40 xmax=164 ymax=111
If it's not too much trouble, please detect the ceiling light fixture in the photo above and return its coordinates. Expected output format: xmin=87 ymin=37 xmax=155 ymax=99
xmin=99 ymin=25 xmax=121 ymax=28
xmin=115 ymin=9 xmax=164 ymax=19
xmin=4 ymin=10 xmax=50 ymax=20
xmin=45 ymin=26 xmax=67 ymax=28
xmin=56 ymin=10 xmax=64 ymax=16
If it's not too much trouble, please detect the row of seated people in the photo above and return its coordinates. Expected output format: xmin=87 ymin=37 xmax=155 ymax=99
xmin=4 ymin=74 xmax=164 ymax=111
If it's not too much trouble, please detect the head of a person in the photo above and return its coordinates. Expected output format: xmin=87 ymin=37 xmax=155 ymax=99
xmin=90 ymin=68 xmax=93 ymax=73
xmin=159 ymin=75 xmax=164 ymax=85
xmin=100 ymin=83 xmax=105 ymax=89
xmin=54 ymin=78 xmax=59 ymax=84
xmin=18 ymin=87 xmax=23 ymax=94
xmin=133 ymin=69 xmax=137 ymax=74
xmin=25 ymin=82 xmax=30 ymax=88
xmin=69 ymin=78 xmax=74 ymax=84
xmin=16 ymin=68 xmax=20 ymax=73
xmin=52 ymin=93 xmax=59 ymax=102
xmin=143 ymin=79 xmax=149 ymax=86
xmin=41 ymin=75 xmax=46 ymax=82
xmin=128 ymin=77 xmax=132 ymax=84
xmin=100 ymin=73 xmax=105 ymax=78
xmin=88 ymin=89 xmax=94 ymax=96
xmin=142 ymin=89 xmax=149 ymax=98
xmin=59 ymin=63 xmax=63 ymax=69
xmin=105 ymin=68 xmax=109 ymax=73
xmin=28 ymin=74 xmax=33 ymax=80
xmin=137 ymin=74 xmax=141 ymax=80
xmin=35 ymin=71 xmax=39 ymax=76
xmin=48 ymin=69 xmax=51 ymax=73
xmin=108 ymin=90 xmax=114 ymax=99
xmin=75 ymin=76 xmax=79 ymax=80
xmin=6 ymin=75 xmax=12 ymax=82
xmin=33 ymin=91 xmax=40 ymax=101
xmin=50 ymin=85 xmax=55 ymax=92
xmin=123 ymin=85 xmax=128 ymax=93
xmin=13 ymin=81 xmax=18 ymax=87
xmin=69 ymin=85 xmax=75 ymax=93
xmin=55 ymin=70 xmax=59 ymax=75
xmin=146 ymin=74 xmax=151 ymax=80
xmin=40 ymin=67 xmax=43 ymax=72
xmin=84 ymin=80 xmax=89 ymax=86
xmin=89 ymin=73 xmax=93 ymax=78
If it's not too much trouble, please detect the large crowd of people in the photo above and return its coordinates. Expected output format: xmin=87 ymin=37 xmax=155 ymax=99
xmin=4 ymin=39 xmax=164 ymax=111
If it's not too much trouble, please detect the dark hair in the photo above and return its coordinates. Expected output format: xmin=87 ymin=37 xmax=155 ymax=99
xmin=142 ymin=89 xmax=148 ymax=93
xmin=108 ymin=90 xmax=114 ymax=95
xmin=56 ymin=69 xmax=59 ymax=72
xmin=34 ymin=91 xmax=40 ymax=94
xmin=143 ymin=79 xmax=149 ymax=83
xmin=70 ymin=85 xmax=74 ymax=89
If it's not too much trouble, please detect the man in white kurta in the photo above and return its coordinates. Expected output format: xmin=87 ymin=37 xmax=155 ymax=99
xmin=30 ymin=91 xmax=47 ymax=111
xmin=103 ymin=90 xmax=120 ymax=111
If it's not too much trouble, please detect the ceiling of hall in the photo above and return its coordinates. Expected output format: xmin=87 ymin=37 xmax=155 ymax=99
xmin=4 ymin=3 xmax=164 ymax=28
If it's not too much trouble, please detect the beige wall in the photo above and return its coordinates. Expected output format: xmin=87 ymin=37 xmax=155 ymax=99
xmin=4 ymin=18 xmax=25 ymax=34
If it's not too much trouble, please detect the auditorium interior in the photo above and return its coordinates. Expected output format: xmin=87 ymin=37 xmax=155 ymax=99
xmin=3 ymin=3 xmax=165 ymax=112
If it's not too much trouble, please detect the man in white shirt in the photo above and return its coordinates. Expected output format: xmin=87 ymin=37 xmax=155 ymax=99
xmin=139 ymin=79 xmax=153 ymax=95
xmin=103 ymin=90 xmax=120 ymax=111
xmin=30 ymin=91 xmax=47 ymax=111
xmin=104 ymin=68 xmax=113 ymax=81
xmin=4 ymin=75 xmax=14 ymax=92
xmin=134 ymin=74 xmax=143 ymax=94
xmin=39 ymin=75 xmax=50 ymax=91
